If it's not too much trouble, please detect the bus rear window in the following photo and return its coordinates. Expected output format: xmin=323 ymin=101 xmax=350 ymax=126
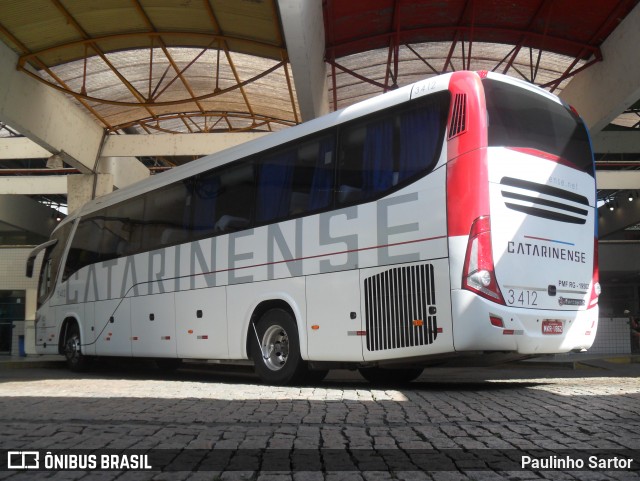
xmin=483 ymin=79 xmax=594 ymax=176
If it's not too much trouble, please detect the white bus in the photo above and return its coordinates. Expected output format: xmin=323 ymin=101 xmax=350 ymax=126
xmin=27 ymin=71 xmax=600 ymax=385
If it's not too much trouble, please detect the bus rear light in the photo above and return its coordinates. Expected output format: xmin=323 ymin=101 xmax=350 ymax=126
xmin=489 ymin=315 xmax=504 ymax=328
xmin=462 ymin=216 xmax=505 ymax=304
xmin=588 ymin=238 xmax=600 ymax=309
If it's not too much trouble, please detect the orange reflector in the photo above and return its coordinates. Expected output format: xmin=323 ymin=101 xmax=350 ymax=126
xmin=188 ymin=329 xmax=194 ymax=334
xmin=311 ymin=325 xmax=320 ymax=330
xmin=489 ymin=316 xmax=504 ymax=328
xmin=413 ymin=320 xmax=424 ymax=327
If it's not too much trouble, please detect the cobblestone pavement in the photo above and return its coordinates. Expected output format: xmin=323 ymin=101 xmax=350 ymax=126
xmin=1 ymin=359 xmax=640 ymax=480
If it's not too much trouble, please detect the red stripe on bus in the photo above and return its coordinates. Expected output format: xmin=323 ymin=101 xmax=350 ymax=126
xmin=190 ymin=235 xmax=446 ymax=278
xmin=446 ymin=71 xmax=490 ymax=237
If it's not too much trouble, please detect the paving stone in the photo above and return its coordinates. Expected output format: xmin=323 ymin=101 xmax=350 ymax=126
xmin=0 ymin=364 xmax=639 ymax=480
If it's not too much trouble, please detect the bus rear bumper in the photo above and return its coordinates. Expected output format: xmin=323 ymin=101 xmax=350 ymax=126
xmin=451 ymin=290 xmax=599 ymax=354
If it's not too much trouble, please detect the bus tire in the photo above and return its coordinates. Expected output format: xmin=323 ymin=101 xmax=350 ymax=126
xmin=63 ymin=322 xmax=88 ymax=372
xmin=358 ymin=367 xmax=423 ymax=385
xmin=250 ymin=308 xmax=306 ymax=385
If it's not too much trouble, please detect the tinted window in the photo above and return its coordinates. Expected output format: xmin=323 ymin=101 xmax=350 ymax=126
xmin=63 ymin=216 xmax=103 ymax=281
xmin=103 ymin=198 xmax=145 ymax=258
xmin=337 ymin=92 xmax=449 ymax=206
xmin=64 ymin=197 xmax=145 ymax=281
xmin=256 ymin=134 xmax=335 ymax=224
xmin=141 ymin=181 xmax=191 ymax=250
xmin=483 ymin=79 xmax=594 ymax=176
xmin=191 ymin=162 xmax=255 ymax=238
xmin=39 ymin=222 xmax=72 ymax=300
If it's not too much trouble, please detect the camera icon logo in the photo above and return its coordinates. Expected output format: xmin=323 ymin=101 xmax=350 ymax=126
xmin=7 ymin=451 xmax=40 ymax=469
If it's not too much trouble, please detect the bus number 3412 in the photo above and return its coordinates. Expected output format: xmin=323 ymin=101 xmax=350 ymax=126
xmin=507 ymin=289 xmax=538 ymax=306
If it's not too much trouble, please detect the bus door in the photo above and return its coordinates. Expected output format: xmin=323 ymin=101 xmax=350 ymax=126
xmin=360 ymin=258 xmax=454 ymax=362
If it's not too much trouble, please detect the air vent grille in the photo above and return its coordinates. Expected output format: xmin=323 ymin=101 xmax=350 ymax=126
xmin=364 ymin=264 xmax=438 ymax=351
xmin=500 ymin=177 xmax=589 ymax=225
xmin=448 ymin=94 xmax=467 ymax=138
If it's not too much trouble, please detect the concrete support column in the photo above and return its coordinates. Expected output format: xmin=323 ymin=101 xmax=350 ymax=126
xmin=67 ymin=174 xmax=113 ymax=214
xmin=24 ymin=288 xmax=37 ymax=355
xmin=278 ymin=0 xmax=329 ymax=121
xmin=97 ymin=156 xmax=149 ymax=189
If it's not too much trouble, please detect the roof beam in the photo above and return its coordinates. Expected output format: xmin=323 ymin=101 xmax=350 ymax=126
xmin=0 ymin=40 xmax=104 ymax=174
xmin=277 ymin=0 xmax=329 ymax=121
xmin=3 ymin=124 xmax=636 ymax=161
xmin=97 ymin=156 xmax=149 ymax=189
xmin=596 ymin=171 xmax=640 ymax=190
xmin=0 ymin=195 xmax=58 ymax=237
xmin=102 ymin=132 xmax=268 ymax=157
xmin=0 ymin=132 xmax=267 ymax=160
xmin=0 ymin=137 xmax=51 ymax=159
xmin=592 ymin=131 xmax=640 ymax=154
xmin=560 ymin=2 xmax=640 ymax=132
xmin=0 ymin=176 xmax=67 ymax=195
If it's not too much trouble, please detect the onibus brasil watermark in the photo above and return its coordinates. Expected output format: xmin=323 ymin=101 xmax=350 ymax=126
xmin=7 ymin=451 xmax=151 ymax=471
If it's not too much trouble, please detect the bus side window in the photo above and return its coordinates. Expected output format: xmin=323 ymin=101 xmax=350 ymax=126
xmin=338 ymin=118 xmax=394 ymax=205
xmin=191 ymin=172 xmax=220 ymax=238
xmin=103 ymin=198 xmax=144 ymax=257
xmin=256 ymin=149 xmax=297 ymax=223
xmin=38 ymin=252 xmax=52 ymax=301
xmin=305 ymin=135 xmax=335 ymax=213
xmin=212 ymin=163 xmax=255 ymax=234
xmin=255 ymin=133 xmax=336 ymax=224
xmin=64 ymin=216 xmax=103 ymax=280
xmin=141 ymin=181 xmax=191 ymax=250
xmin=336 ymin=92 xmax=449 ymax=206
xmin=397 ymin=104 xmax=443 ymax=184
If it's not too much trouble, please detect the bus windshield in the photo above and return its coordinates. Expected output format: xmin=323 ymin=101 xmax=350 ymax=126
xmin=483 ymin=78 xmax=594 ymax=177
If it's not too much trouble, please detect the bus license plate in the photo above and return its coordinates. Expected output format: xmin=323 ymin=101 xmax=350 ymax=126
xmin=542 ymin=320 xmax=563 ymax=335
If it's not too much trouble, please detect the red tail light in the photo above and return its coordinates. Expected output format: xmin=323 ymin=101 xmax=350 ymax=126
xmin=462 ymin=216 xmax=505 ymax=304
xmin=588 ymin=237 xmax=600 ymax=309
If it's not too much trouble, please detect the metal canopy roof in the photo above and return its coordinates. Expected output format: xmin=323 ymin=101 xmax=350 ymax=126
xmin=0 ymin=0 xmax=638 ymax=136
xmin=0 ymin=0 xmax=298 ymax=134
xmin=324 ymin=0 xmax=638 ymax=111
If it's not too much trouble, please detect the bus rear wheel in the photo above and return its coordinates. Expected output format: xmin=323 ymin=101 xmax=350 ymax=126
xmin=63 ymin=322 xmax=88 ymax=372
xmin=250 ymin=308 xmax=306 ymax=385
xmin=358 ymin=367 xmax=423 ymax=385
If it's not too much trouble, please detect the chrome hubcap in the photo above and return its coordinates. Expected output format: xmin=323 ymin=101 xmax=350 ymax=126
xmin=65 ymin=335 xmax=80 ymax=361
xmin=261 ymin=325 xmax=289 ymax=371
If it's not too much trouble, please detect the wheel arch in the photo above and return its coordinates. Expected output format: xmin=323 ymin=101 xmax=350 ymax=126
xmin=244 ymin=298 xmax=304 ymax=360
xmin=57 ymin=316 xmax=80 ymax=355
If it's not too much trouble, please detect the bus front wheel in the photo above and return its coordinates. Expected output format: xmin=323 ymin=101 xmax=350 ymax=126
xmin=63 ymin=322 xmax=88 ymax=372
xmin=250 ymin=309 xmax=306 ymax=385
